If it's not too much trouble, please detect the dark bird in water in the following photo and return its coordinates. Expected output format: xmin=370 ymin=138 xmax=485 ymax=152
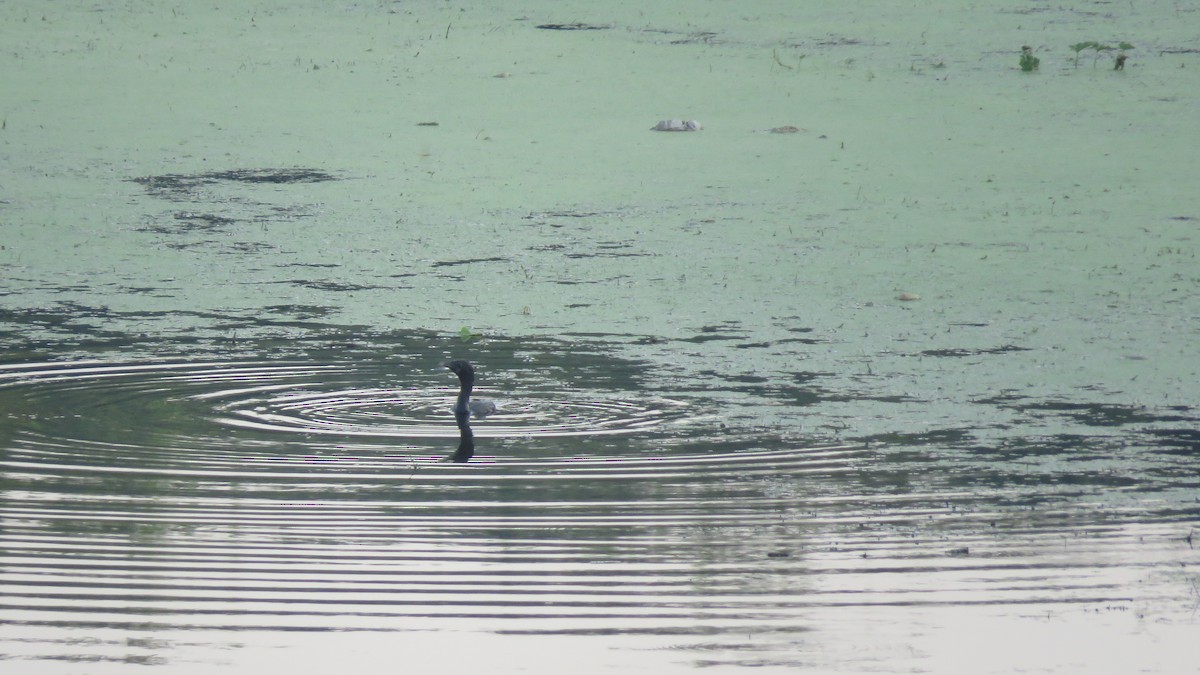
xmin=443 ymin=359 xmax=495 ymax=463
xmin=445 ymin=359 xmax=497 ymax=419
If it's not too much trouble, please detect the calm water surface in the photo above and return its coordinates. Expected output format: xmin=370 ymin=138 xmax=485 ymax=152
xmin=1 ymin=335 xmax=1196 ymax=673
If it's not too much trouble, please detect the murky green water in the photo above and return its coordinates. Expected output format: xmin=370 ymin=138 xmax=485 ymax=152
xmin=3 ymin=1 xmax=1198 ymax=672
xmin=2 ymin=333 xmax=1196 ymax=672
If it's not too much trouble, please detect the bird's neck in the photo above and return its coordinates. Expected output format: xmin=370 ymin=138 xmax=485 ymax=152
xmin=453 ymin=378 xmax=473 ymax=415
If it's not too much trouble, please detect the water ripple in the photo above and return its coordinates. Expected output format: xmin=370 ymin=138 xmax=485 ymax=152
xmin=0 ymin=356 xmax=1195 ymax=671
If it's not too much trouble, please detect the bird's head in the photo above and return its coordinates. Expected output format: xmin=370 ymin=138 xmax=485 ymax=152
xmin=444 ymin=359 xmax=474 ymax=379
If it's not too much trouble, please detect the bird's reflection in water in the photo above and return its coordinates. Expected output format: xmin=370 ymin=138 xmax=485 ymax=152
xmin=446 ymin=406 xmax=475 ymax=463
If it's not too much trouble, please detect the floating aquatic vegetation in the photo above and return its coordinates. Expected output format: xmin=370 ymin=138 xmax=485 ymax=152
xmin=1069 ymin=41 xmax=1134 ymax=69
xmin=1019 ymin=45 xmax=1039 ymax=72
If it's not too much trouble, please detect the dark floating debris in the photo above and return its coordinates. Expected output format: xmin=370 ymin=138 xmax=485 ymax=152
xmin=536 ymin=23 xmax=610 ymax=31
xmin=206 ymin=168 xmax=335 ymax=184
xmin=163 ymin=212 xmax=237 ymax=232
xmin=431 ymin=256 xmax=509 ymax=268
xmin=131 ymin=168 xmax=338 ymax=200
xmin=919 ymin=345 xmax=1029 ymax=358
xmin=670 ymin=32 xmax=719 ymax=45
xmin=524 ymin=210 xmax=606 ymax=219
xmin=290 ymin=280 xmax=380 ymax=292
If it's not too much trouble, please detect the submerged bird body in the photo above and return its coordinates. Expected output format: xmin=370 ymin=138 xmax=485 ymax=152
xmin=467 ymin=398 xmax=497 ymax=418
xmin=445 ymin=359 xmax=497 ymax=419
xmin=445 ymin=359 xmax=474 ymax=417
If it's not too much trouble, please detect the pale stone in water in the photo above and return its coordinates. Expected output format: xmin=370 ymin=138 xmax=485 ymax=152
xmin=651 ymin=119 xmax=703 ymax=131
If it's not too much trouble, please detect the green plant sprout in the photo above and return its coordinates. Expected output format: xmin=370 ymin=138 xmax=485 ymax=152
xmin=458 ymin=326 xmax=483 ymax=343
xmin=1019 ymin=45 xmax=1040 ymax=72
xmin=1070 ymin=41 xmax=1134 ymax=69
xmin=772 ymin=48 xmax=805 ymax=70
